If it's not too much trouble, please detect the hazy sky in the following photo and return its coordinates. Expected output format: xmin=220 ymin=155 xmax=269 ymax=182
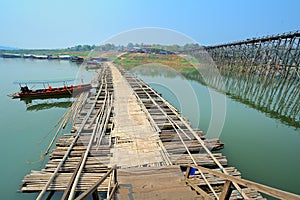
xmin=0 ymin=0 xmax=299 ymax=49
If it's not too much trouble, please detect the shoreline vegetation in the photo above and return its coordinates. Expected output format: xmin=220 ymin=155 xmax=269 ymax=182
xmin=0 ymin=43 xmax=201 ymax=74
xmin=0 ymin=43 xmax=200 ymax=57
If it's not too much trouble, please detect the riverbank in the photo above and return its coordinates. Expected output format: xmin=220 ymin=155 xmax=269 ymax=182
xmin=113 ymin=52 xmax=198 ymax=74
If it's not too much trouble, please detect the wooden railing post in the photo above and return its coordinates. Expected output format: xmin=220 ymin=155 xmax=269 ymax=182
xmin=92 ymin=190 xmax=99 ymax=200
xmin=114 ymin=165 xmax=117 ymax=184
xmin=219 ymin=180 xmax=233 ymax=200
xmin=108 ymin=165 xmax=119 ymax=200
xmin=185 ymin=166 xmax=191 ymax=180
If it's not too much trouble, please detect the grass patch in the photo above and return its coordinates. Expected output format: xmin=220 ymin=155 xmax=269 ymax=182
xmin=113 ymin=53 xmax=197 ymax=73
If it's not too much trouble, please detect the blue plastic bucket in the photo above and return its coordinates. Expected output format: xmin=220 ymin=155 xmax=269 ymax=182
xmin=189 ymin=167 xmax=196 ymax=175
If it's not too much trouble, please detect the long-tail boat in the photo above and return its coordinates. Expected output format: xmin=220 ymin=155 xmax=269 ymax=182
xmin=11 ymin=79 xmax=92 ymax=99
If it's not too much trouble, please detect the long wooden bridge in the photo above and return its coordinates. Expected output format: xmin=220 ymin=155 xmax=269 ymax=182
xmin=188 ymin=31 xmax=300 ymax=127
xmin=20 ymin=62 xmax=300 ymax=199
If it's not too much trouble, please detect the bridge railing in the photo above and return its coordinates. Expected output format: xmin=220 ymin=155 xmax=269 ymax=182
xmin=184 ymin=164 xmax=300 ymax=200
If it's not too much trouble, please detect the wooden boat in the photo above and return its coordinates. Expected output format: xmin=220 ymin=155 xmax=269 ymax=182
xmin=12 ymin=84 xmax=92 ymax=99
xmin=86 ymin=64 xmax=101 ymax=69
xmin=1 ymin=53 xmax=22 ymax=58
xmin=70 ymin=56 xmax=84 ymax=63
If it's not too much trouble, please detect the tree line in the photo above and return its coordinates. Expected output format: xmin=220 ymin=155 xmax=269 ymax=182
xmin=65 ymin=43 xmax=201 ymax=52
xmin=0 ymin=43 xmax=201 ymax=54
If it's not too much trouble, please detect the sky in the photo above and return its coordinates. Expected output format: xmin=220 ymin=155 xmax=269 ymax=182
xmin=0 ymin=0 xmax=299 ymax=49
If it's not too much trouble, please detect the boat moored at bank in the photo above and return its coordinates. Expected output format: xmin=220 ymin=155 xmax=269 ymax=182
xmin=11 ymin=79 xmax=92 ymax=99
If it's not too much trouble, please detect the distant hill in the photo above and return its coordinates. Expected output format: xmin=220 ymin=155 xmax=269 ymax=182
xmin=0 ymin=46 xmax=20 ymax=50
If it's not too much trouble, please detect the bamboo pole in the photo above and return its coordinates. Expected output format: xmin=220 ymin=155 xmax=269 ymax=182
xmin=43 ymin=107 xmax=72 ymax=156
xmin=67 ymin=107 xmax=102 ymax=200
xmin=36 ymin=72 xmax=103 ymax=200
xmin=61 ymin=153 xmax=84 ymax=200
xmin=68 ymin=69 xmax=110 ymax=200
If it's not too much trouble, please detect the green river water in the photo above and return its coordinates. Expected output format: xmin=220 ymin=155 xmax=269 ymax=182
xmin=0 ymin=59 xmax=299 ymax=199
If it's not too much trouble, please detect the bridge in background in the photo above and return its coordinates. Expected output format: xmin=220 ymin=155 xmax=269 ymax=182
xmin=188 ymin=31 xmax=300 ymax=127
xmin=206 ymin=31 xmax=300 ymax=74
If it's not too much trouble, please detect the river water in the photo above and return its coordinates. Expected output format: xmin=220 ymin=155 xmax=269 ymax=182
xmin=0 ymin=58 xmax=93 ymax=199
xmin=0 ymin=59 xmax=299 ymax=199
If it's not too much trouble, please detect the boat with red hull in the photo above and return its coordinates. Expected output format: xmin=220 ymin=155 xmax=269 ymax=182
xmin=12 ymin=84 xmax=92 ymax=99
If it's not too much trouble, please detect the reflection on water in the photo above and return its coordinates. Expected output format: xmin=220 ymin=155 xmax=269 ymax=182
xmin=185 ymin=70 xmax=300 ymax=129
xmin=24 ymin=99 xmax=73 ymax=111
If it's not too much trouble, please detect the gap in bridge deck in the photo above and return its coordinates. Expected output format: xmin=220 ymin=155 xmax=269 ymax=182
xmin=109 ymin=63 xmax=165 ymax=168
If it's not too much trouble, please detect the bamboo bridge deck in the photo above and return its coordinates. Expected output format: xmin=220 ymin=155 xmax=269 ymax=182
xmin=20 ymin=62 xmax=300 ymax=200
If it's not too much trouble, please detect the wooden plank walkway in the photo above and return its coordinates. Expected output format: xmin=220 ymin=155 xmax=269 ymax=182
xmin=117 ymin=165 xmax=197 ymax=200
xmin=109 ymin=63 xmax=165 ymax=168
xmin=20 ymin=62 xmax=298 ymax=199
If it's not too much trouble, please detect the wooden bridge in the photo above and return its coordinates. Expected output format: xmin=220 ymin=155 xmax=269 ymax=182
xmin=188 ymin=31 xmax=300 ymax=127
xmin=20 ymin=62 xmax=300 ymax=199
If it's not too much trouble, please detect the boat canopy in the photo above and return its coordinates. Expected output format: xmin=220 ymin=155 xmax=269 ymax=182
xmin=13 ymin=78 xmax=75 ymax=85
